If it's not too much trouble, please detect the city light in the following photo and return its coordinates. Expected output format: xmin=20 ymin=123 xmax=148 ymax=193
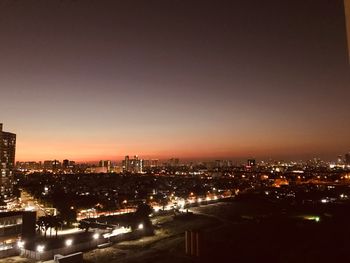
xmin=178 ymin=200 xmax=185 ymax=208
xmin=138 ymin=223 xmax=144 ymax=230
xmin=304 ymin=216 xmax=320 ymax=222
xmin=17 ymin=241 xmax=25 ymax=249
xmin=93 ymin=233 xmax=100 ymax=240
xmin=37 ymin=245 xmax=45 ymax=253
xmin=65 ymin=239 xmax=73 ymax=247
xmin=103 ymin=227 xmax=131 ymax=238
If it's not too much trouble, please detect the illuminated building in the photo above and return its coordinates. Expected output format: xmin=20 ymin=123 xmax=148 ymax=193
xmin=247 ymin=159 xmax=256 ymax=167
xmin=168 ymin=158 xmax=180 ymax=167
xmin=123 ymin=155 xmax=143 ymax=173
xmin=0 ymin=124 xmax=16 ymax=204
xmin=62 ymin=159 xmax=75 ymax=172
xmin=99 ymin=160 xmax=111 ymax=172
xmin=16 ymin=162 xmax=42 ymax=171
xmin=130 ymin=155 xmax=143 ymax=173
xmin=62 ymin=159 xmax=69 ymax=169
xmin=0 ymin=211 xmax=36 ymax=253
xmin=345 ymin=153 xmax=350 ymax=165
xmin=337 ymin=155 xmax=344 ymax=164
xmin=151 ymin=159 xmax=159 ymax=167
xmin=123 ymin=155 xmax=130 ymax=172
xmin=43 ymin=160 xmax=61 ymax=172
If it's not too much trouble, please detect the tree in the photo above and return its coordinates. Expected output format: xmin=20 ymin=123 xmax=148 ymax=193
xmin=160 ymin=198 xmax=169 ymax=211
xmin=78 ymin=220 xmax=91 ymax=233
xmin=52 ymin=216 xmax=63 ymax=238
xmin=59 ymin=207 xmax=77 ymax=227
xmin=36 ymin=216 xmax=50 ymax=238
xmin=135 ymin=203 xmax=152 ymax=219
xmin=36 ymin=215 xmax=62 ymax=238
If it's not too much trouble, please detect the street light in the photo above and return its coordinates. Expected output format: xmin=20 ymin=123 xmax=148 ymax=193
xmin=17 ymin=241 xmax=25 ymax=249
xmin=138 ymin=223 xmax=144 ymax=230
xmin=93 ymin=233 xmax=100 ymax=240
xmin=37 ymin=245 xmax=45 ymax=253
xmin=65 ymin=239 xmax=73 ymax=247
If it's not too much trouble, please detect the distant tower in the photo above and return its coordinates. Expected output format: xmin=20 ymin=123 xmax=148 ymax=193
xmin=0 ymin=124 xmax=16 ymax=204
xmin=345 ymin=0 xmax=350 ymax=61
xmin=247 ymin=159 xmax=256 ymax=167
xmin=345 ymin=153 xmax=350 ymax=165
xmin=123 ymin=155 xmax=130 ymax=172
xmin=99 ymin=160 xmax=111 ymax=172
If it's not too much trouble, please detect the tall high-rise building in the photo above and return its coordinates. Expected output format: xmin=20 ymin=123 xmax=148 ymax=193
xmin=168 ymin=158 xmax=180 ymax=167
xmin=345 ymin=153 xmax=350 ymax=165
xmin=130 ymin=155 xmax=143 ymax=173
xmin=247 ymin=159 xmax=256 ymax=167
xmin=0 ymin=124 xmax=16 ymax=203
xmin=62 ymin=159 xmax=70 ymax=169
xmin=123 ymin=155 xmax=130 ymax=172
xmin=122 ymin=155 xmax=143 ymax=173
xmin=99 ymin=160 xmax=112 ymax=172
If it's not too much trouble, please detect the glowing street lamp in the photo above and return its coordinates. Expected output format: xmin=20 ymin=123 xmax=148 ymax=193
xmin=65 ymin=239 xmax=73 ymax=247
xmin=17 ymin=241 xmax=25 ymax=249
xmin=37 ymin=245 xmax=45 ymax=253
xmin=93 ymin=233 xmax=100 ymax=240
xmin=138 ymin=223 xmax=144 ymax=230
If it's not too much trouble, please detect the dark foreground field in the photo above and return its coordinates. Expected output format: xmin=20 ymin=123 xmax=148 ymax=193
xmin=3 ymin=198 xmax=350 ymax=263
xmin=83 ymin=198 xmax=350 ymax=263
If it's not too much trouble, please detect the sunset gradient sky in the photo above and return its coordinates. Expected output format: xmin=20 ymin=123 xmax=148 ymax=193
xmin=1 ymin=0 xmax=349 ymax=162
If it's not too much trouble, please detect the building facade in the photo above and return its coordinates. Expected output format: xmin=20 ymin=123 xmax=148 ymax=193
xmin=0 ymin=124 xmax=16 ymax=204
xmin=0 ymin=211 xmax=36 ymax=253
xmin=123 ymin=155 xmax=143 ymax=173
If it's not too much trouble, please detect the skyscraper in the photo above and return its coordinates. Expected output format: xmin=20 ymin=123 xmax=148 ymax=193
xmin=247 ymin=159 xmax=256 ymax=167
xmin=99 ymin=160 xmax=112 ymax=172
xmin=123 ymin=155 xmax=130 ymax=172
xmin=345 ymin=153 xmax=350 ymax=165
xmin=122 ymin=155 xmax=143 ymax=173
xmin=0 ymin=124 xmax=16 ymax=204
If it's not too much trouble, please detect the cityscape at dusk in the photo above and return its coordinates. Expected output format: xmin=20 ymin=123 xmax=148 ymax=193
xmin=1 ymin=0 xmax=350 ymax=262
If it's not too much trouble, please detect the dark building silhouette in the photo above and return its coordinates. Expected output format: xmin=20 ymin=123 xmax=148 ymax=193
xmin=345 ymin=153 xmax=350 ymax=165
xmin=0 ymin=211 xmax=36 ymax=250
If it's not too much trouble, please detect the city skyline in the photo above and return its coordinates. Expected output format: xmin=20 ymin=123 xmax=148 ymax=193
xmin=1 ymin=0 xmax=350 ymax=162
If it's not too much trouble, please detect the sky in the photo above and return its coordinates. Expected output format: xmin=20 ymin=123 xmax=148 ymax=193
xmin=0 ymin=0 xmax=349 ymax=162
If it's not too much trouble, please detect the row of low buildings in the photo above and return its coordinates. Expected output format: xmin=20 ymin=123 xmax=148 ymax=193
xmin=16 ymin=156 xmax=180 ymax=174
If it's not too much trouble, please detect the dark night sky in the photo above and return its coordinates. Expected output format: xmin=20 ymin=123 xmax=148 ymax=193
xmin=0 ymin=0 xmax=349 ymax=162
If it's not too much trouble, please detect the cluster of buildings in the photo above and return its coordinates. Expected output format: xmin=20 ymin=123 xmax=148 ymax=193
xmin=16 ymin=160 xmax=77 ymax=173
xmin=16 ymin=156 xmax=178 ymax=174
xmin=2 ymin=122 xmax=350 ymax=259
